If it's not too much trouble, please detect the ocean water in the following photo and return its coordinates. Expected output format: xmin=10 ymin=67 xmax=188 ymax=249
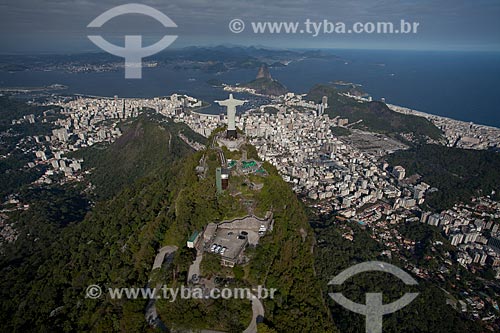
xmin=1 ymin=49 xmax=499 ymax=127
xmin=274 ymin=49 xmax=500 ymax=128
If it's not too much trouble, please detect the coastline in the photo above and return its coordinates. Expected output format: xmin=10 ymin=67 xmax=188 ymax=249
xmin=387 ymin=103 xmax=500 ymax=131
xmin=387 ymin=103 xmax=500 ymax=150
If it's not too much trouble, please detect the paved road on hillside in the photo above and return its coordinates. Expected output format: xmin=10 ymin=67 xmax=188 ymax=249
xmin=243 ymin=294 xmax=264 ymax=333
xmin=187 ymin=249 xmax=203 ymax=282
xmin=145 ymin=245 xmax=178 ymax=331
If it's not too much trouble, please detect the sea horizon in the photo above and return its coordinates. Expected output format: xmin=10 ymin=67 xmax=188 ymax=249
xmin=1 ymin=48 xmax=499 ymax=127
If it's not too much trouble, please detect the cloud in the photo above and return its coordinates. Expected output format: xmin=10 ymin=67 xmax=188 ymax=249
xmin=0 ymin=0 xmax=499 ymax=52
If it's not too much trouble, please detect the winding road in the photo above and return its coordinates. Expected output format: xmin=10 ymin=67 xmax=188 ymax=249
xmin=243 ymin=294 xmax=264 ymax=333
xmin=145 ymin=245 xmax=178 ymax=331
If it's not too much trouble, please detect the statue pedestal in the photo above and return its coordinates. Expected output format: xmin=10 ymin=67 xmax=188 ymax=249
xmin=217 ymin=134 xmax=246 ymax=152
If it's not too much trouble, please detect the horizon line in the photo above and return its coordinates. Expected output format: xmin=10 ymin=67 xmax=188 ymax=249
xmin=1 ymin=44 xmax=500 ymax=56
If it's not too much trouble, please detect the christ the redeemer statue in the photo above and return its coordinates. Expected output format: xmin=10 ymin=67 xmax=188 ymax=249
xmin=215 ymin=93 xmax=246 ymax=139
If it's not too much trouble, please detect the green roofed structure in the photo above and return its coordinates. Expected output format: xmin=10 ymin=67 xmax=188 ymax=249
xmin=242 ymin=161 xmax=257 ymax=168
xmin=187 ymin=231 xmax=200 ymax=248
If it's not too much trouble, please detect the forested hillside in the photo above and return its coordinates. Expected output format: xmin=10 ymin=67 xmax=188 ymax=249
xmin=0 ymin=117 xmax=334 ymax=332
xmin=387 ymin=144 xmax=500 ymax=210
xmin=0 ymin=117 xmax=198 ymax=331
xmin=307 ymin=84 xmax=443 ymax=142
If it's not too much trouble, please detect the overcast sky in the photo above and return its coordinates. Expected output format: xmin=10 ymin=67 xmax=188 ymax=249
xmin=1 ymin=0 xmax=499 ymax=53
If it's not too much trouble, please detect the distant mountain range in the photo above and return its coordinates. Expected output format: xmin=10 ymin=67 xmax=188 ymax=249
xmin=0 ymin=45 xmax=342 ymax=74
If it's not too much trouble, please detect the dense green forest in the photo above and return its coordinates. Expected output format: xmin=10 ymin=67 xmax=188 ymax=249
xmin=0 ymin=155 xmax=47 ymax=199
xmin=0 ymin=117 xmax=197 ymax=331
xmin=307 ymin=84 xmax=443 ymax=142
xmin=156 ymin=135 xmax=335 ymax=331
xmin=387 ymin=144 xmax=500 ymax=210
xmin=312 ymin=216 xmax=486 ymax=333
xmin=247 ymin=163 xmax=335 ymax=332
xmin=70 ymin=114 xmax=204 ymax=199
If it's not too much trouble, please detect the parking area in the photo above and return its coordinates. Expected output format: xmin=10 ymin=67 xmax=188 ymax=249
xmin=200 ymin=213 xmax=274 ymax=267
xmin=208 ymin=230 xmax=248 ymax=266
